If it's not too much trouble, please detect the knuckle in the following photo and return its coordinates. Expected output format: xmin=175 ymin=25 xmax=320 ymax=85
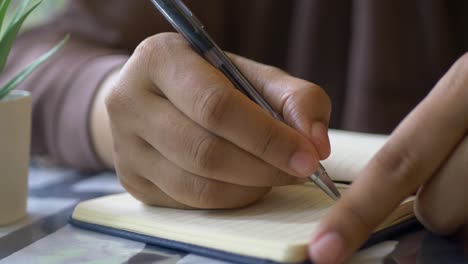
xmin=178 ymin=175 xmax=225 ymax=209
xmin=196 ymin=88 xmax=231 ymax=128
xmin=134 ymin=32 xmax=184 ymax=71
xmin=186 ymin=178 xmax=270 ymax=209
xmin=190 ymin=135 xmax=221 ymax=172
xmin=134 ymin=37 xmax=154 ymax=60
xmin=311 ymin=84 xmax=331 ymax=109
xmin=105 ymin=83 xmax=139 ymax=126
xmin=129 ymin=190 xmax=154 ymax=205
xmin=105 ymin=83 xmax=127 ymax=115
xmin=372 ymin=144 xmax=420 ymax=193
xmin=282 ymin=82 xmax=331 ymax=122
xmin=119 ymin=176 xmax=153 ymax=205
xmin=300 ymin=82 xmax=331 ymax=111
xmin=133 ymin=37 xmax=158 ymax=70
xmin=134 ymin=33 xmax=182 ymax=59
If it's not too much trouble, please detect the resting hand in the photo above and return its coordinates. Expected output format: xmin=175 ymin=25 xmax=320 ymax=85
xmin=104 ymin=33 xmax=331 ymax=209
xmin=309 ymin=53 xmax=468 ymax=264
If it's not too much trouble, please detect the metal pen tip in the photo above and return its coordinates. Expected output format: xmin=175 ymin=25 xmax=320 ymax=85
xmin=309 ymin=164 xmax=341 ymax=201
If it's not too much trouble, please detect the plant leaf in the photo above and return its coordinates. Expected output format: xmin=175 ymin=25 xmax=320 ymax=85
xmin=0 ymin=0 xmax=41 ymax=74
xmin=0 ymin=0 xmax=12 ymax=35
xmin=0 ymin=35 xmax=69 ymax=100
xmin=11 ymin=0 xmax=32 ymax=24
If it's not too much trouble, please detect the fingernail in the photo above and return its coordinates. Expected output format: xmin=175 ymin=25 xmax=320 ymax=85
xmin=309 ymin=232 xmax=345 ymax=264
xmin=310 ymin=122 xmax=330 ymax=158
xmin=289 ymin=151 xmax=316 ymax=177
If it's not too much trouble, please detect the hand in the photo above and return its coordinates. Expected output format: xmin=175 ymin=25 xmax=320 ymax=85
xmin=104 ymin=33 xmax=331 ymax=209
xmin=309 ymin=53 xmax=468 ymax=263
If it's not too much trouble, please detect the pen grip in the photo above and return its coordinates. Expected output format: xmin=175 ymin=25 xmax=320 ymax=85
xmin=151 ymin=0 xmax=283 ymax=122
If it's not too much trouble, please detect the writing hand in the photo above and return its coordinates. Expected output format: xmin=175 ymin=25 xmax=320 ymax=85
xmin=309 ymin=53 xmax=468 ymax=264
xmin=105 ymin=33 xmax=331 ymax=208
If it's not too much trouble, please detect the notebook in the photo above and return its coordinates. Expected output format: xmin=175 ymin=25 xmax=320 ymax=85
xmin=70 ymin=130 xmax=417 ymax=263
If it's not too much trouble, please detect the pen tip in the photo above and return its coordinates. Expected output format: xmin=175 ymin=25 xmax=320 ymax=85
xmin=310 ymin=170 xmax=341 ymax=201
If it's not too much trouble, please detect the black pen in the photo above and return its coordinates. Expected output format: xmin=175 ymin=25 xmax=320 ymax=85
xmin=150 ymin=0 xmax=341 ymax=200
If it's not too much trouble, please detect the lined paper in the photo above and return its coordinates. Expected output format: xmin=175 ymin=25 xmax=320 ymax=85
xmin=73 ymin=130 xmax=413 ymax=263
xmin=73 ymin=184 xmax=412 ymax=262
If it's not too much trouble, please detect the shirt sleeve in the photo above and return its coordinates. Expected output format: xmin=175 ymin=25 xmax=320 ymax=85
xmin=0 ymin=0 xmax=176 ymax=170
xmin=1 ymin=26 xmax=129 ymax=171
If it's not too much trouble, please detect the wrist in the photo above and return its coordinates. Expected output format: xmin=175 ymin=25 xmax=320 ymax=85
xmin=90 ymin=67 xmax=121 ymax=169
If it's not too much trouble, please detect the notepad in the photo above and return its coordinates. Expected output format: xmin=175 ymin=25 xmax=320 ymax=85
xmin=70 ymin=130 xmax=416 ymax=263
xmin=321 ymin=129 xmax=387 ymax=182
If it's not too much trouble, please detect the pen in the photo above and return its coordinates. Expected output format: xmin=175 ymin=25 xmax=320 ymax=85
xmin=150 ymin=0 xmax=341 ymax=200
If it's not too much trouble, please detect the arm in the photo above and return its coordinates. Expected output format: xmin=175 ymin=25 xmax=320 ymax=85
xmin=1 ymin=24 xmax=129 ymax=170
xmin=7 ymin=1 xmax=334 ymax=211
xmin=0 ymin=1 xmax=160 ymax=170
xmin=6 ymin=0 xmax=216 ymax=170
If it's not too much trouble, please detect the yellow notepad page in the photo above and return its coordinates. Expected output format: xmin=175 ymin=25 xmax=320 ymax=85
xmin=72 ymin=184 xmax=413 ymax=263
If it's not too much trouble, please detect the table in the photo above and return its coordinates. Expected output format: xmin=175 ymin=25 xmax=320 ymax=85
xmin=1 ymin=162 xmax=467 ymax=264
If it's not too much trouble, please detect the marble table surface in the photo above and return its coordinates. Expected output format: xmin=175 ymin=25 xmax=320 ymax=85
xmin=1 ymin=162 xmax=467 ymax=264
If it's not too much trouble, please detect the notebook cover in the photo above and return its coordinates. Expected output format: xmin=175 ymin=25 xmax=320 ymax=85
xmin=69 ymin=216 xmax=420 ymax=264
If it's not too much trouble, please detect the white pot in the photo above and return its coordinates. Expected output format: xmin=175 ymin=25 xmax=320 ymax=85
xmin=0 ymin=90 xmax=31 ymax=225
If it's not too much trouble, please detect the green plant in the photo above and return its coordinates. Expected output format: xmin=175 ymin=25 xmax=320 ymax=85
xmin=0 ymin=0 xmax=68 ymax=100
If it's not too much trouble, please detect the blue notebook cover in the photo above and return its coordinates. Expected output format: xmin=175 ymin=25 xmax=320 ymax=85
xmin=69 ymin=216 xmax=420 ymax=264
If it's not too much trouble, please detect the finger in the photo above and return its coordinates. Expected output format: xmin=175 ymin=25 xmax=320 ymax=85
xmin=128 ymin=136 xmax=270 ymax=209
xmin=415 ymin=135 xmax=468 ymax=235
xmin=132 ymin=88 xmax=298 ymax=187
xmin=228 ymin=54 xmax=332 ymax=159
xmin=107 ymin=119 xmax=187 ymax=208
xmin=309 ymin=54 xmax=468 ymax=263
xmin=111 ymin=125 xmax=268 ymax=209
xmin=147 ymin=154 xmax=270 ymax=209
xmin=105 ymin=104 xmax=183 ymax=209
xmin=118 ymin=172 xmax=189 ymax=209
xmin=139 ymin=33 xmax=320 ymax=178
